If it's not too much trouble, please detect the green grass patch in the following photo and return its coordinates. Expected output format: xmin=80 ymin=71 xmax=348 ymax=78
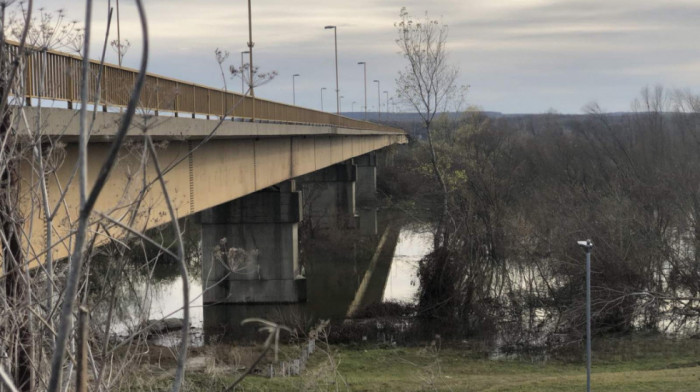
xmin=123 ymin=336 xmax=700 ymax=391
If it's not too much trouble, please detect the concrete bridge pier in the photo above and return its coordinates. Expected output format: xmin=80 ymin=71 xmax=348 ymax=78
xmin=355 ymin=152 xmax=378 ymax=236
xmin=201 ymin=180 xmax=306 ymax=338
xmin=355 ymin=151 xmax=377 ymax=206
xmin=297 ymin=161 xmax=357 ymax=230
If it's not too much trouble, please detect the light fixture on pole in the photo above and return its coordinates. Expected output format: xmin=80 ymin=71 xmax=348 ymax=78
xmin=373 ymin=79 xmax=380 ymax=121
xmin=577 ymin=239 xmax=594 ymax=392
xmin=324 ymin=25 xmax=339 ymax=115
xmin=240 ymin=50 xmax=250 ymax=94
xmin=357 ymin=61 xmax=367 ymax=120
xmin=320 ymin=87 xmax=327 ymax=111
xmin=292 ymin=74 xmax=300 ymax=105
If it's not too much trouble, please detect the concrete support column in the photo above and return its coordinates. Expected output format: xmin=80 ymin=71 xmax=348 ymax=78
xmin=297 ymin=162 xmax=357 ymax=230
xmin=355 ymin=152 xmax=378 ymax=235
xmin=355 ymin=151 xmax=377 ymax=206
xmin=200 ymin=180 xmax=306 ymax=305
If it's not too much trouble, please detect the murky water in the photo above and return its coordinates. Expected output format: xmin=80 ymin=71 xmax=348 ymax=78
xmin=120 ymin=224 xmax=431 ymax=346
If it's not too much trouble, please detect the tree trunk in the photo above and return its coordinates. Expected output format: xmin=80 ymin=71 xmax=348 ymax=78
xmin=424 ymin=121 xmax=449 ymax=249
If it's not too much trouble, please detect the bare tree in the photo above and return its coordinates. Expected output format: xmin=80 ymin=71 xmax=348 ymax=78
xmin=394 ymin=7 xmax=463 ymax=248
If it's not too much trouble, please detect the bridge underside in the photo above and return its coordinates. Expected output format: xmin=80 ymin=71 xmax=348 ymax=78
xmin=16 ymin=108 xmax=405 ymax=266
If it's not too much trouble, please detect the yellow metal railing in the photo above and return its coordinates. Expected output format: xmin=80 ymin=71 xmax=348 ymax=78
xmin=5 ymin=40 xmax=403 ymax=134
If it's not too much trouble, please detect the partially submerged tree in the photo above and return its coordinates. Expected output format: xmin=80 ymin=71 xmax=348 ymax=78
xmin=395 ymin=7 xmax=463 ymax=248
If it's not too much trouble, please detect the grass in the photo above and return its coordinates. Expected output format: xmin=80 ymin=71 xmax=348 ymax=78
xmin=123 ymin=335 xmax=700 ymax=391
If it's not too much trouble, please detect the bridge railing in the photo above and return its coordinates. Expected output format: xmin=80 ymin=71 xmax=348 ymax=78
xmin=5 ymin=41 xmax=403 ymax=134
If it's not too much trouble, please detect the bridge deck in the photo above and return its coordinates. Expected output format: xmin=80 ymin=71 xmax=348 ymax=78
xmin=4 ymin=40 xmax=406 ymax=269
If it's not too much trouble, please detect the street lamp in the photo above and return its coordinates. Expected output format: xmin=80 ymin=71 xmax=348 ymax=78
xmin=339 ymin=95 xmax=344 ymax=113
xmin=383 ymin=91 xmax=389 ymax=114
xmin=577 ymin=239 xmax=594 ymax=392
xmin=240 ymin=50 xmax=250 ymax=94
xmin=325 ymin=25 xmax=339 ymax=115
xmin=292 ymin=74 xmax=300 ymax=105
xmin=373 ymin=79 xmax=380 ymax=121
xmin=321 ymin=87 xmax=327 ymax=111
xmin=357 ymin=61 xmax=367 ymax=120
xmin=246 ymin=0 xmax=254 ymax=98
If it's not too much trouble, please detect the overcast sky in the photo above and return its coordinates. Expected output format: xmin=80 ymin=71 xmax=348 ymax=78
xmin=11 ymin=0 xmax=700 ymax=114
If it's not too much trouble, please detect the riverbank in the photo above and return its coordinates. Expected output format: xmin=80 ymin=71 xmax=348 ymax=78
xmin=124 ymin=335 xmax=700 ymax=391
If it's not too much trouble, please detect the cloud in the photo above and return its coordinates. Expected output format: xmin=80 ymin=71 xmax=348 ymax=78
xmin=11 ymin=0 xmax=700 ymax=113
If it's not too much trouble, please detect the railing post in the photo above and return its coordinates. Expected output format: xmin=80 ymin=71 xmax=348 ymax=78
xmin=155 ymin=78 xmax=160 ymax=116
xmin=175 ymin=82 xmax=179 ymax=117
xmin=25 ymin=52 xmax=32 ymax=107
xmin=67 ymin=68 xmax=73 ymax=109
xmin=206 ymin=89 xmax=210 ymax=120
xmin=101 ymin=65 xmax=107 ymax=112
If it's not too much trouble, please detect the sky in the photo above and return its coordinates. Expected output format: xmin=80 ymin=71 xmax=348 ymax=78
xmin=7 ymin=0 xmax=700 ymax=114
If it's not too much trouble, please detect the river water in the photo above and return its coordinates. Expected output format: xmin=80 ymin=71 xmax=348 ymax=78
xmin=123 ymin=225 xmax=430 ymax=346
xmin=382 ymin=228 xmax=432 ymax=303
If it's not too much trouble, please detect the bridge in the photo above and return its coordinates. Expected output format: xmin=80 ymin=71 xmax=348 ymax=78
xmin=4 ymin=41 xmax=406 ymax=335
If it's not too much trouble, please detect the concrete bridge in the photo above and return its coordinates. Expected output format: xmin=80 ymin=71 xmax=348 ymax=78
xmin=6 ymin=41 xmax=406 ymax=333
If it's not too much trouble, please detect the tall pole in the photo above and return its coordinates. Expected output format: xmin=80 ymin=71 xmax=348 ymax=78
xmin=292 ymin=74 xmax=300 ymax=105
xmin=240 ymin=50 xmax=249 ymax=94
xmin=247 ymin=0 xmax=254 ymax=97
xmin=339 ymin=95 xmax=344 ymax=112
xmin=384 ymin=91 xmax=389 ymax=113
xmin=247 ymin=0 xmax=255 ymax=120
xmin=321 ymin=87 xmax=326 ymax=111
xmin=116 ymin=0 xmax=121 ymax=66
xmin=325 ymin=26 xmax=339 ymax=115
xmin=358 ymin=62 xmax=367 ymax=120
xmin=578 ymin=239 xmax=594 ymax=392
xmin=373 ymin=80 xmax=380 ymax=121
xmin=352 ymin=101 xmax=356 ymax=112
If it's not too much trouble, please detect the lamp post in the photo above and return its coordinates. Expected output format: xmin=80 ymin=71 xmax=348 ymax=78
xmin=357 ymin=61 xmax=367 ymax=120
xmin=383 ymin=91 xmax=389 ymax=114
xmin=373 ymin=79 xmax=380 ymax=121
xmin=320 ymin=87 xmax=327 ymax=111
xmin=246 ymin=0 xmax=256 ymax=121
xmin=324 ymin=25 xmax=339 ymax=115
xmin=339 ymin=95 xmax=344 ymax=113
xmin=577 ymin=239 xmax=594 ymax=392
xmin=247 ymin=0 xmax=254 ymax=97
xmin=116 ymin=0 xmax=122 ymax=66
xmin=292 ymin=74 xmax=300 ymax=105
xmin=240 ymin=50 xmax=250 ymax=94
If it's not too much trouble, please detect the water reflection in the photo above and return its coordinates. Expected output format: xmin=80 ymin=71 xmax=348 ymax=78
xmin=108 ymin=214 xmax=434 ymax=345
xmin=382 ymin=228 xmax=432 ymax=303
